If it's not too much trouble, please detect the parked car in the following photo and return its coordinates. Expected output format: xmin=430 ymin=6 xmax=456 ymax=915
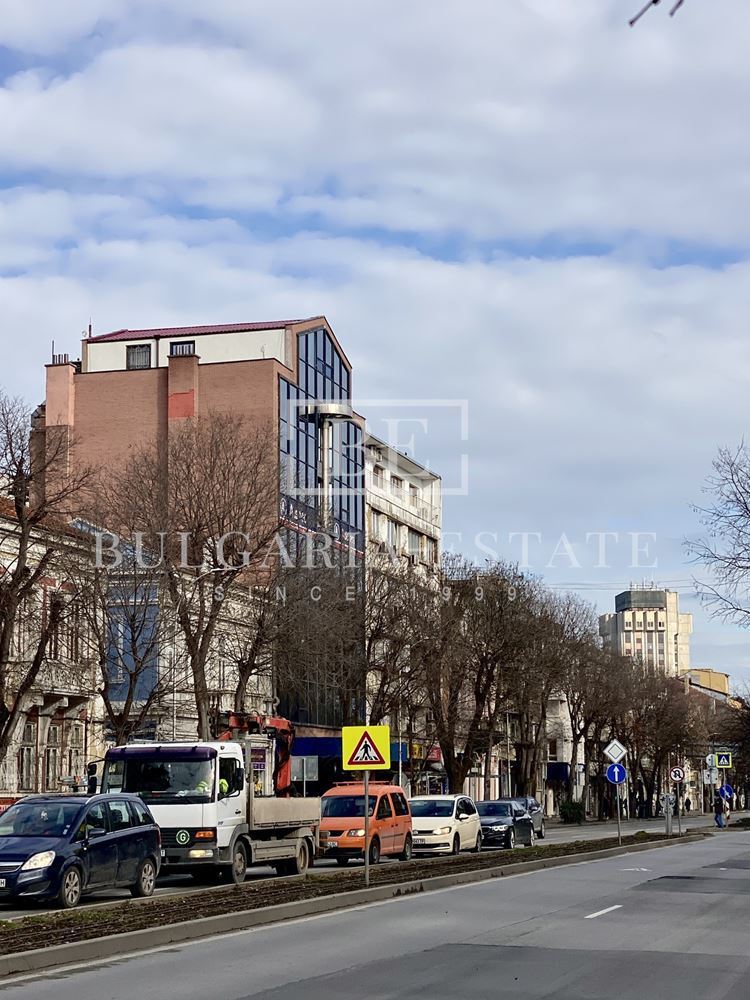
xmin=319 ymin=782 xmax=412 ymax=865
xmin=0 ymin=793 xmax=161 ymax=908
xmin=514 ymin=796 xmax=545 ymax=838
xmin=476 ymin=800 xmax=535 ymax=849
xmin=410 ymin=795 xmax=482 ymax=856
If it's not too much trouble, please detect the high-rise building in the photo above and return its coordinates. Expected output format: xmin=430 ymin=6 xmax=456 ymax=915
xmin=38 ymin=318 xmax=367 ymax=732
xmin=599 ymin=587 xmax=693 ymax=675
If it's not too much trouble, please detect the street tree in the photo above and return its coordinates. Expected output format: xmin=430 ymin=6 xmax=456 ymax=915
xmin=99 ymin=411 xmax=281 ymax=740
xmin=0 ymin=391 xmax=92 ymax=768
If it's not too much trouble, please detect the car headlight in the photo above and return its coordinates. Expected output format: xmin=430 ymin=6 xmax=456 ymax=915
xmin=347 ymin=829 xmax=366 ymax=837
xmin=491 ymin=825 xmax=509 ymax=832
xmin=21 ymin=851 xmax=56 ymax=871
xmin=434 ymin=826 xmax=453 ymax=836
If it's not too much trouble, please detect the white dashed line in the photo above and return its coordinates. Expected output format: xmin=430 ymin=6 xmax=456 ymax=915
xmin=584 ymin=904 xmax=623 ymax=920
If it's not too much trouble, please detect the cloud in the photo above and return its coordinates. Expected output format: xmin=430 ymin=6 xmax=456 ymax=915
xmin=0 ymin=3 xmax=749 ymax=245
xmin=1 ymin=1 xmax=750 ymax=673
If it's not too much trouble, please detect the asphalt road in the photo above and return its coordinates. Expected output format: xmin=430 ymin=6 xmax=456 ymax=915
xmin=1 ymin=827 xmax=748 ymax=998
xmin=0 ymin=811 xmax=737 ymax=921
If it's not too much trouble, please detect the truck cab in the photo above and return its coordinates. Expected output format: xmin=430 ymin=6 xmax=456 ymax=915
xmin=101 ymin=739 xmax=319 ymax=884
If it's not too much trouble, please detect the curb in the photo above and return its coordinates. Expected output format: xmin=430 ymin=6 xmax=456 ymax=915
xmin=0 ymin=834 xmax=706 ymax=979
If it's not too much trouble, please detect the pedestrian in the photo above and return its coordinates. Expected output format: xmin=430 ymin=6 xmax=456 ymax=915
xmin=713 ymin=793 xmax=725 ymax=829
xmin=684 ymin=796 xmax=691 ymax=814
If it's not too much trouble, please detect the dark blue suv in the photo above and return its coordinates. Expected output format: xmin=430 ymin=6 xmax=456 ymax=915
xmin=0 ymin=793 xmax=161 ymax=908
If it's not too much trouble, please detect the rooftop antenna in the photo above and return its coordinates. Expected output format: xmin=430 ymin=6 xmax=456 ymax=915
xmin=88 ymin=319 xmax=93 ymax=339
xmin=51 ymin=340 xmax=55 ymax=361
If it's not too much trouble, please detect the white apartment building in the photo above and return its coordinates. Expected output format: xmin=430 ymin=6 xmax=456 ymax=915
xmin=599 ymin=586 xmax=693 ymax=675
xmin=365 ymin=433 xmax=441 ymax=569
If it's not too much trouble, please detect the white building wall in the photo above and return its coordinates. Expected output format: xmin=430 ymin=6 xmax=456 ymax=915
xmin=85 ymin=329 xmax=288 ymax=373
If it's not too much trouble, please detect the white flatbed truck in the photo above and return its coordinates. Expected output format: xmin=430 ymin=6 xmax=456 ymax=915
xmin=100 ymin=738 xmax=319 ymax=883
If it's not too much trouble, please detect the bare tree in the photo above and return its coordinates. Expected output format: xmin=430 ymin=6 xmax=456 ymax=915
xmin=63 ymin=518 xmax=186 ymax=746
xmin=100 ymin=411 xmax=281 ymax=739
xmin=274 ymin=544 xmax=366 ymax=728
xmin=0 ymin=392 xmax=92 ymax=767
xmin=405 ymin=557 xmax=534 ymax=794
xmin=691 ymin=444 xmax=750 ymax=627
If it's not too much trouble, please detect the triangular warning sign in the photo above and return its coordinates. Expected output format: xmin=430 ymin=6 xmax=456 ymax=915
xmin=347 ymin=730 xmax=386 ymax=768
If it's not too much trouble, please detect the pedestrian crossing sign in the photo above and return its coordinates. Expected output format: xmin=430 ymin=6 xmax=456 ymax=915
xmin=342 ymin=726 xmax=391 ymax=771
xmin=714 ymin=752 xmax=733 ymax=769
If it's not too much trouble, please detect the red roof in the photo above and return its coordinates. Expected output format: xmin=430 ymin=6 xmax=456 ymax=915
xmin=89 ymin=318 xmax=323 ymax=344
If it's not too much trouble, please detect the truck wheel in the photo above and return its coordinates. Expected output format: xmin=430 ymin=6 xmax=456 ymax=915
xmin=228 ymin=842 xmax=248 ymax=885
xmin=131 ymin=858 xmax=157 ymax=898
xmin=399 ymin=834 xmax=413 ymax=862
xmin=288 ymin=841 xmax=309 ymax=876
xmin=277 ymin=841 xmax=310 ymax=877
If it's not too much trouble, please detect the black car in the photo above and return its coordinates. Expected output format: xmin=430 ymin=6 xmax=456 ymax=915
xmin=0 ymin=793 xmax=161 ymax=908
xmin=514 ymin=796 xmax=545 ymax=838
xmin=477 ymin=800 xmax=535 ymax=848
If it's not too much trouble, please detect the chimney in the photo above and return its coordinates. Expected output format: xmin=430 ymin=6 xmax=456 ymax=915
xmin=168 ymin=352 xmax=200 ymax=420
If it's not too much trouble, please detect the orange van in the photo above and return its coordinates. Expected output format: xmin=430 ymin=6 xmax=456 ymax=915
xmin=319 ymin=782 xmax=413 ymax=865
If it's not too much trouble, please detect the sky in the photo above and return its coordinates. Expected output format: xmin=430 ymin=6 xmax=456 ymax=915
xmin=1 ymin=1 xmax=750 ymax=681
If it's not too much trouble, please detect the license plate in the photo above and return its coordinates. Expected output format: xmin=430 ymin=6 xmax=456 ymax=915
xmin=413 ymin=838 xmax=426 ymax=846
xmin=160 ymin=850 xmax=166 ymax=858
xmin=0 ymin=879 xmax=6 ymax=888
xmin=327 ymin=841 xmax=338 ymax=849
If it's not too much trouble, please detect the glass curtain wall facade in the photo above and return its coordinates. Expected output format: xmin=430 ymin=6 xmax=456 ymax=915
xmin=279 ymin=327 xmax=364 ymax=549
xmin=277 ymin=327 xmax=366 ymax=729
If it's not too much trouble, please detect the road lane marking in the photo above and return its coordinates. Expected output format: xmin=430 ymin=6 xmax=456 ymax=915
xmin=584 ymin=904 xmax=623 ymax=919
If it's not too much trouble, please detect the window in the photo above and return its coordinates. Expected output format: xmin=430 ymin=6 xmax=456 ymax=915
xmin=129 ymin=800 xmax=154 ymax=827
xmin=170 ymin=341 xmax=196 ymax=357
xmin=107 ymin=800 xmax=133 ymax=833
xmin=459 ymin=798 xmax=476 ymax=816
xmin=373 ymin=465 xmax=385 ymax=489
xmin=391 ymin=793 xmax=409 ymax=817
xmin=371 ymin=510 xmax=383 ymax=540
xmin=387 ymin=519 xmax=398 ymax=548
xmin=390 ymin=476 xmax=403 ymax=497
xmin=18 ymin=747 xmax=34 ymax=791
xmin=424 ymin=537 xmax=437 ymax=564
xmin=219 ymin=757 xmax=241 ymax=796
xmin=77 ymin=802 xmax=109 ymax=840
xmin=409 ymin=484 xmax=419 ymax=507
xmin=126 ymin=344 xmax=152 ymax=370
xmin=548 ymin=739 xmax=558 ymax=762
xmin=407 ymin=529 xmax=420 ymax=557
xmin=376 ymin=796 xmax=393 ymax=820
xmin=45 ymin=724 xmax=61 ymax=791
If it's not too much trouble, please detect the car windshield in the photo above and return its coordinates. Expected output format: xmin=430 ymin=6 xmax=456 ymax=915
xmin=104 ymin=757 xmax=216 ymax=804
xmin=0 ymin=801 xmax=83 ymax=838
xmin=477 ymin=802 xmax=512 ymax=818
xmin=410 ymin=800 xmax=454 ymax=818
xmin=321 ymin=795 xmax=377 ymax=818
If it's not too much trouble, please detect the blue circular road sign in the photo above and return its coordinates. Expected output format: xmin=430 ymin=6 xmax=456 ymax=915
xmin=719 ymin=784 xmax=734 ymax=801
xmin=606 ymin=763 xmax=627 ymax=785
